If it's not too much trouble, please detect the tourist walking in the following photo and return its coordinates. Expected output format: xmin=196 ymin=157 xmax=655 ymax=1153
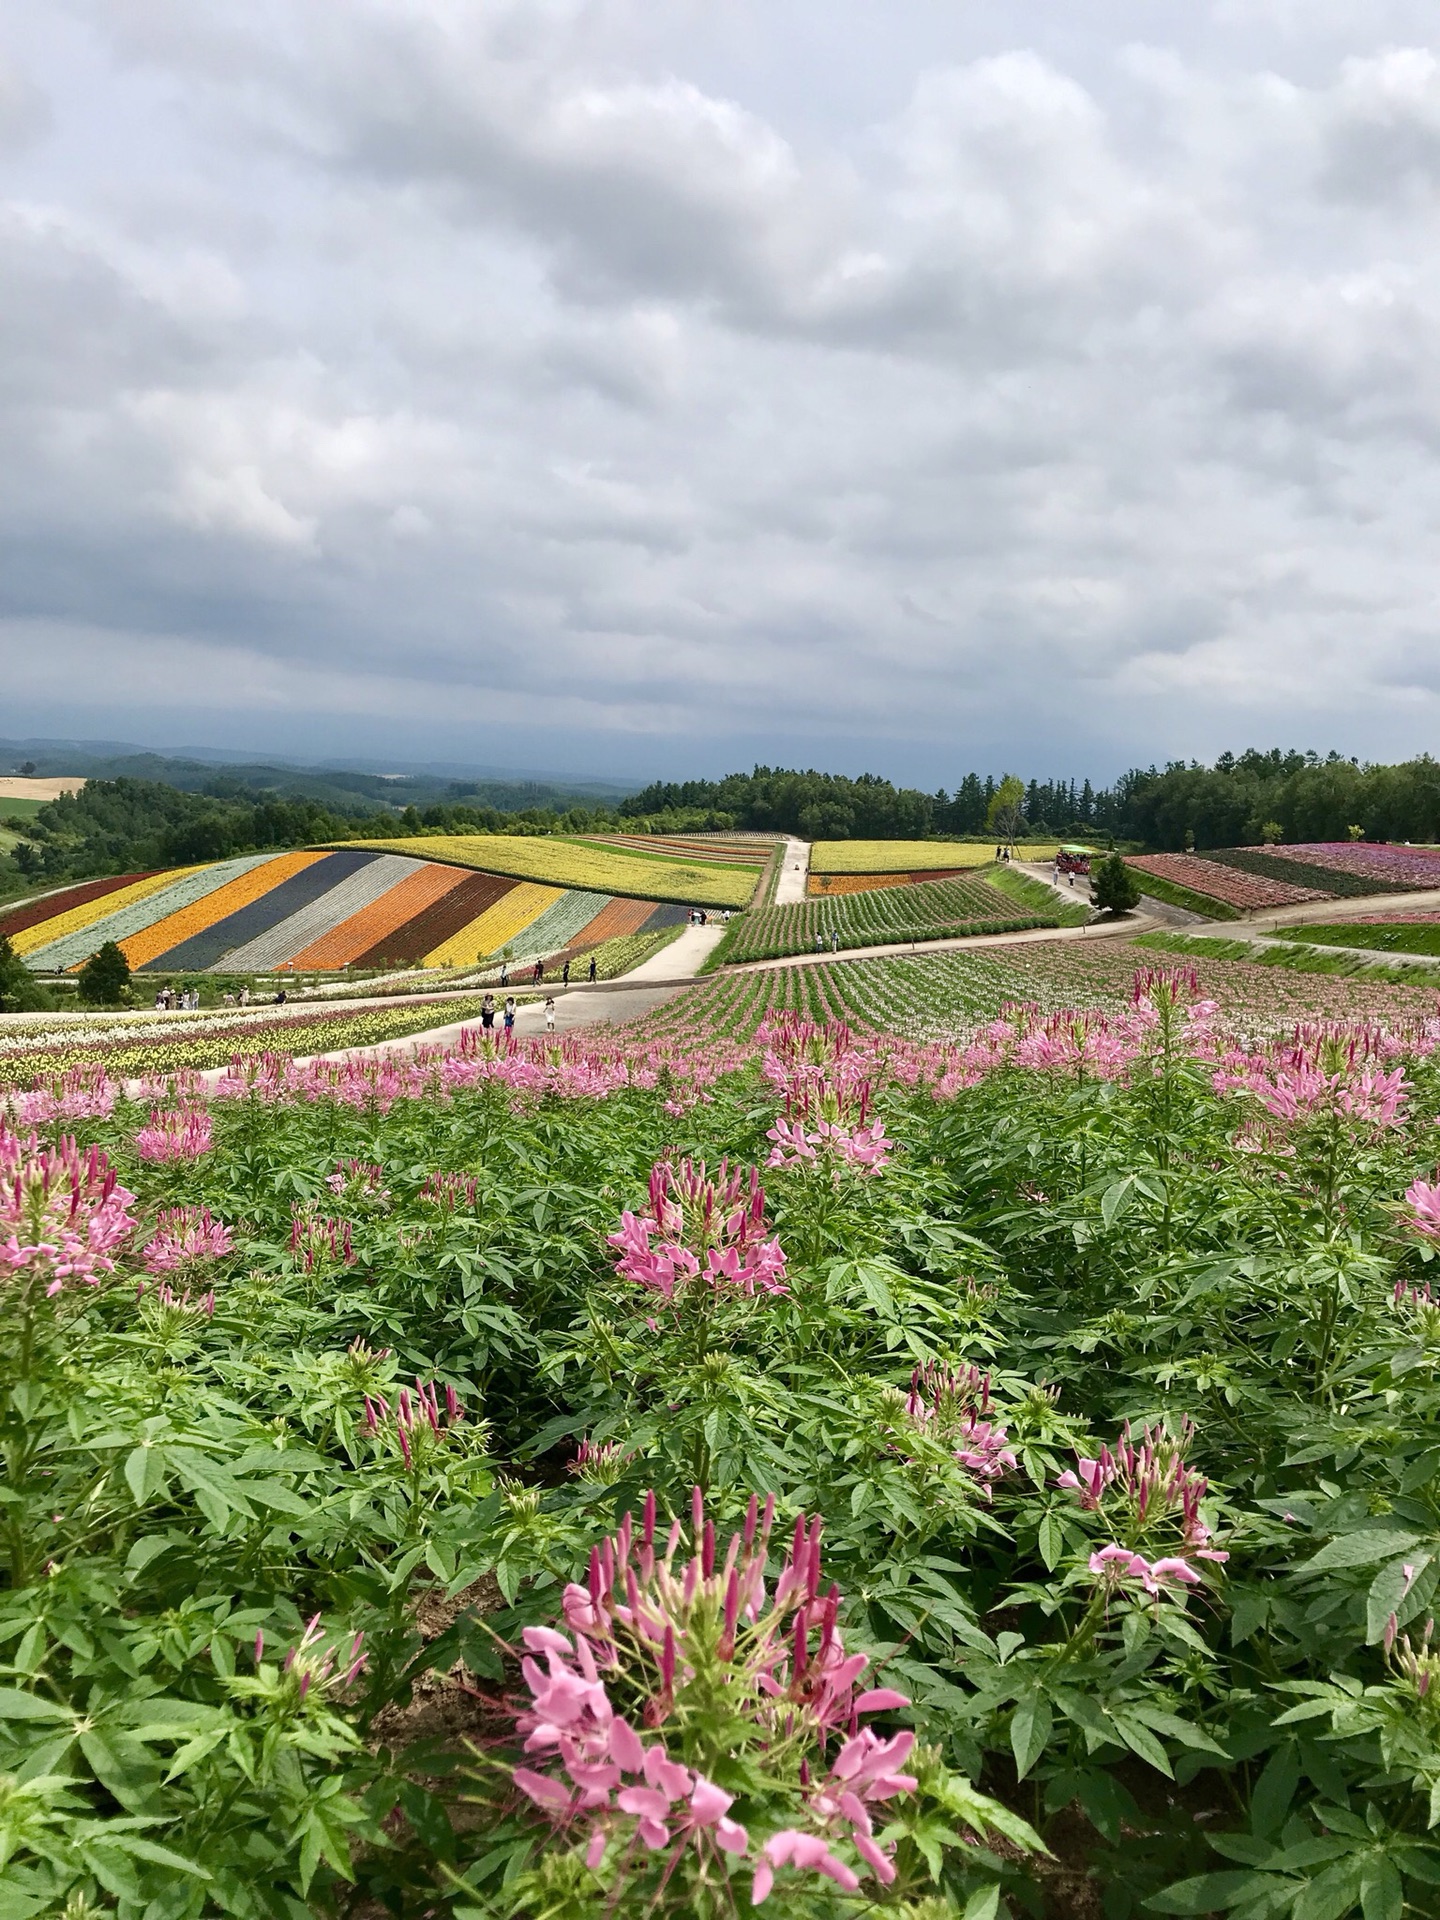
xmin=830 ymin=930 xmax=838 ymax=953
xmin=481 ymin=993 xmax=495 ymax=1030
xmin=562 ymin=958 xmax=570 ymax=986
xmin=544 ymin=996 xmax=556 ymax=1033
xmin=588 ymin=954 xmax=597 ymax=982
xmin=503 ymin=996 xmax=516 ymax=1033
xmin=533 ymin=958 xmax=544 ymax=985
xmin=499 ymin=962 xmax=509 ymax=988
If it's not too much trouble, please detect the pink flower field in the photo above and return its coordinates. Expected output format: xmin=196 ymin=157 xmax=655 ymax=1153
xmin=1125 ymin=851 xmax=1330 ymax=910
xmin=1265 ymin=842 xmax=1440 ymax=889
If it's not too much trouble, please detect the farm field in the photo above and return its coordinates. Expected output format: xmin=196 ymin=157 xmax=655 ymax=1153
xmin=7 ymin=940 xmax=1440 ymax=1918
xmin=711 ymin=871 xmax=1057 ymax=964
xmin=340 ymin=833 xmax=761 ymax=906
xmin=810 ymin=839 xmax=1063 ymax=873
xmin=1124 ymin=843 xmax=1440 ymax=917
xmin=0 ymin=852 xmax=692 ymax=976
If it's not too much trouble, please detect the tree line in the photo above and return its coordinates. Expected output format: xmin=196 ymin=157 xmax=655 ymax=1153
xmin=7 ymin=752 xmax=1440 ymax=900
xmin=0 ymin=779 xmax=619 ymax=893
xmin=624 ymin=752 xmax=1440 ymax=849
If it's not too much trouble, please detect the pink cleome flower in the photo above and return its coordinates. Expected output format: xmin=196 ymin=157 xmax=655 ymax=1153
xmin=609 ymin=1158 xmax=787 ymax=1301
xmin=134 ymin=1107 xmax=214 ymax=1162
xmin=512 ymin=1488 xmax=918 ymax=1903
xmin=1 ymin=1123 xmax=136 ymax=1298
xmin=143 ymin=1205 xmax=234 ymax=1274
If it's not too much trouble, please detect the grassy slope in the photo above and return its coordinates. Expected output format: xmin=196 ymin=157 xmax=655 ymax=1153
xmin=1133 ymin=928 xmax=1440 ymax=987
xmin=985 ymin=863 xmax=1089 ymax=926
xmin=1273 ymin=921 xmax=1440 ymax=956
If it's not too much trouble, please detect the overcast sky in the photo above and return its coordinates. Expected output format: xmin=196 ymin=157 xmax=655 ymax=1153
xmin=2 ymin=2 xmax=1440 ymax=788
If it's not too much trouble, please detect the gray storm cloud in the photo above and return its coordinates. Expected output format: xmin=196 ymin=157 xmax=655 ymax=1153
xmin=1 ymin=0 xmax=1438 ymax=782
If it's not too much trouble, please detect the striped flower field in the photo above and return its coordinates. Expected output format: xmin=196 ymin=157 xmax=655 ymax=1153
xmin=0 ymin=849 xmax=697 ymax=977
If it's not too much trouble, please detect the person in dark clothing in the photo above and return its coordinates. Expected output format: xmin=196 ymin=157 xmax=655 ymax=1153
xmin=588 ymin=954 xmax=598 ymax=982
xmin=480 ymin=993 xmax=495 ymax=1029
xmin=562 ymin=958 xmax=570 ymax=986
xmin=533 ymin=958 xmax=544 ymax=985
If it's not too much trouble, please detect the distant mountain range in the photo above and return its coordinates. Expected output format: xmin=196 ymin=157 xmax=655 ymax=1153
xmin=0 ymin=738 xmax=636 ymax=817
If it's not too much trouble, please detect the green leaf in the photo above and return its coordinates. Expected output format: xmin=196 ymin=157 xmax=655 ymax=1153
xmin=1146 ymin=1871 xmax=1276 ymax=1913
xmin=962 ymin=1886 xmax=1002 ymax=1920
xmin=1359 ymin=1856 xmax=1403 ymax=1920
xmin=1010 ymin=1690 xmax=1053 ymax=1781
xmin=1250 ymin=1742 xmax=1299 ymax=1838
xmin=1037 ymin=1514 xmax=1064 ymax=1571
xmin=123 ymin=1445 xmax=168 ymax=1508
xmin=167 ymin=1449 xmax=254 ymax=1520
xmin=1294 ymin=1860 xmax=1364 ymax=1920
xmin=1366 ymin=1553 xmax=1432 ymax=1643
xmin=0 ymin=1690 xmax=71 ymax=1723
xmin=106 ymin=1834 xmax=211 ymax=1877
xmin=1230 ymin=1589 xmax=1270 ymax=1646
xmin=1111 ymin=1712 xmax=1172 ymax=1778
xmin=1100 ymin=1175 xmax=1138 ymax=1230
xmin=1297 ymin=1530 xmax=1423 ymax=1574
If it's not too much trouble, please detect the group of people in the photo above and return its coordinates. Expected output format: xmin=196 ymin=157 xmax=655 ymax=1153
xmin=812 ymin=929 xmax=841 ymax=952
xmin=687 ymin=909 xmax=732 ymax=926
xmin=154 ymin=985 xmax=202 ymax=1011
xmin=495 ymin=952 xmax=599 ymax=989
xmin=477 ymin=990 xmax=561 ymax=1036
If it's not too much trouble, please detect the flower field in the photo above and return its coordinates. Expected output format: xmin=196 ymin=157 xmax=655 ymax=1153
xmin=0 ymin=995 xmax=495 ymax=1085
xmin=1266 ymin=842 xmax=1440 ymax=890
xmin=587 ymin=833 xmax=777 ymax=865
xmin=1125 ymin=851 xmax=1330 ymax=911
xmin=3 ymin=851 xmax=696 ymax=977
xmin=810 ymin=840 xmax=1061 ymax=874
xmin=807 ymin=869 xmax=969 ymax=896
xmin=339 ymin=834 xmax=762 ymax=907
xmin=711 ymin=875 xmax=1056 ymax=965
xmin=10 ymin=958 xmax=1440 ymax=1918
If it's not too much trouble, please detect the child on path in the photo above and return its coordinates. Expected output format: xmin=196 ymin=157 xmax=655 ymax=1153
xmin=503 ymin=996 xmax=516 ymax=1033
xmin=544 ymin=996 xmax=556 ymax=1033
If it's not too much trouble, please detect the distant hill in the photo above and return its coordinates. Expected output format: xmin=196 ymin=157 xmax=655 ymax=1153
xmin=0 ymin=739 xmax=635 ymax=817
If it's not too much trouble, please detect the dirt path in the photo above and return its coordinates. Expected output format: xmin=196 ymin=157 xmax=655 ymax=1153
xmin=624 ymin=923 xmax=725 ymax=978
xmin=772 ymin=838 xmax=811 ymax=905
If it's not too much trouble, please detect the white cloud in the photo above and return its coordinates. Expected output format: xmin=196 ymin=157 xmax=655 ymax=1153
xmin=2 ymin=2 xmax=1440 ymax=780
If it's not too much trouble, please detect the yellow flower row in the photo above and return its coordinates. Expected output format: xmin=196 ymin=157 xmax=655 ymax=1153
xmin=810 ymin=841 xmax=1063 ymax=875
xmin=12 ymin=867 xmax=196 ymax=958
xmin=337 ymin=835 xmax=758 ymax=908
xmin=422 ymin=883 xmax=562 ymax=968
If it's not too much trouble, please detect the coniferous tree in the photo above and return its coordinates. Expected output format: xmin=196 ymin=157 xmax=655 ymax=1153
xmin=77 ymin=940 xmax=131 ymax=1006
xmin=1091 ymin=853 xmax=1141 ymax=914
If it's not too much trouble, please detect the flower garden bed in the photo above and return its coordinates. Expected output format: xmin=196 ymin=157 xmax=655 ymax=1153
xmin=1124 ymin=851 xmax=1329 ymax=910
xmin=707 ymin=874 xmax=1054 ymax=965
xmin=1264 ymin=841 xmax=1440 ymax=890
xmin=1200 ymin=846 xmax=1411 ymax=900
xmin=338 ymin=834 xmax=760 ymax=907
xmin=8 ymin=962 xmax=1440 ymax=1913
xmin=810 ymin=839 xmax=1061 ymax=874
